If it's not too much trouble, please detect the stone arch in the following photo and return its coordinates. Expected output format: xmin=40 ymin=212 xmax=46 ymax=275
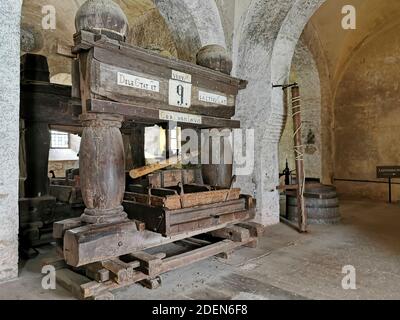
xmin=154 ymin=0 xmax=227 ymax=62
xmin=232 ymin=0 xmax=326 ymax=226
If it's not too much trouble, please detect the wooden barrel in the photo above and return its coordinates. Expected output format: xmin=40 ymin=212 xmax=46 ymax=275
xmin=286 ymin=184 xmax=341 ymax=224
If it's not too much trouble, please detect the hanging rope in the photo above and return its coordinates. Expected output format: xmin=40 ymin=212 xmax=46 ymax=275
xmin=291 ymin=93 xmax=306 ymax=229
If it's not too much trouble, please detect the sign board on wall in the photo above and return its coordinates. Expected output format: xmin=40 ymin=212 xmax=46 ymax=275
xmin=377 ymin=166 xmax=400 ymax=179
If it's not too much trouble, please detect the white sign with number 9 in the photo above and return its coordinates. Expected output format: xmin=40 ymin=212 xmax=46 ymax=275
xmin=169 ymin=79 xmax=192 ymax=108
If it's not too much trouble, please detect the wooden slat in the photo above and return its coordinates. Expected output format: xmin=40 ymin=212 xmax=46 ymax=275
xmin=168 ymin=199 xmax=246 ymax=225
xmin=147 ymin=169 xmax=201 ymax=189
xmin=161 ymin=240 xmax=243 ymax=273
xmin=124 ymin=192 xmax=182 ymax=210
xmin=180 ymin=189 xmax=241 ymax=208
xmin=168 ymin=209 xmax=252 ymax=236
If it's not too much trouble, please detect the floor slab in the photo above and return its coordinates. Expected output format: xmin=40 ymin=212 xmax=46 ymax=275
xmin=0 ymin=199 xmax=399 ymax=300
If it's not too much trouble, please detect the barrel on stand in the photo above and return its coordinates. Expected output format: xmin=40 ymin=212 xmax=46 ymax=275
xmin=286 ymin=183 xmax=341 ymax=225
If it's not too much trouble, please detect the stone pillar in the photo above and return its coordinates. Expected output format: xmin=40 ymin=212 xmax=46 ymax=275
xmin=79 ymin=114 xmax=128 ymax=224
xmin=0 ymin=0 xmax=22 ymax=282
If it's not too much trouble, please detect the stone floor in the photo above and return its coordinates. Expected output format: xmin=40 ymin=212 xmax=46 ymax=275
xmin=0 ymin=199 xmax=399 ymax=300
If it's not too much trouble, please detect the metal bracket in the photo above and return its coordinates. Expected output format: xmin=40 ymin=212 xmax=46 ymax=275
xmin=272 ymin=82 xmax=298 ymax=90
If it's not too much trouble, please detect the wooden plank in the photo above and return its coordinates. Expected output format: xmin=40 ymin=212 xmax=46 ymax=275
xmin=124 ymin=198 xmax=247 ymax=235
xmin=124 ymin=192 xmax=182 ymax=210
xmin=129 ymin=252 xmax=163 ymax=278
xmin=236 ymin=222 xmax=265 ymax=238
xmin=129 ymin=151 xmax=199 ymax=179
xmin=168 ymin=199 xmax=246 ymax=225
xmin=53 ymin=217 xmax=83 ymax=240
xmin=56 ymin=268 xmax=91 ymax=300
xmin=21 ymin=84 xmax=81 ymax=126
xmin=147 ymin=169 xmax=202 ymax=188
xmin=123 ymin=201 xmax=168 ymax=234
xmin=209 ymin=226 xmax=251 ymax=242
xmin=80 ymin=270 xmax=148 ymax=299
xmin=139 ymin=277 xmax=162 ymax=290
xmin=88 ymin=99 xmax=241 ymax=129
xmin=89 ymin=58 xmax=237 ymax=119
xmin=101 ymin=259 xmax=134 ymax=284
xmin=180 ymin=189 xmax=241 ymax=208
xmin=85 ymin=263 xmax=110 ymax=283
xmin=168 ymin=209 xmax=252 ymax=236
xmin=161 ymin=240 xmax=244 ymax=273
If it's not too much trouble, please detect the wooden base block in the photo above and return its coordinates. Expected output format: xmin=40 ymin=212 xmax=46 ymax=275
xmin=140 ymin=276 xmax=162 ymax=290
xmin=209 ymin=226 xmax=250 ymax=242
xmin=54 ymin=233 xmax=257 ymax=300
xmin=62 ymin=213 xmax=255 ymax=267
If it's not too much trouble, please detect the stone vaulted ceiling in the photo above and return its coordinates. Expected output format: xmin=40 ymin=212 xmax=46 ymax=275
xmin=21 ymin=0 xmax=177 ymax=80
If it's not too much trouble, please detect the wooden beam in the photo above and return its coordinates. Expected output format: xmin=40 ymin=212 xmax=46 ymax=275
xmin=209 ymin=226 xmax=251 ymax=242
xmin=88 ymin=99 xmax=241 ymax=129
xmin=62 ymin=209 xmax=254 ymax=267
xmin=129 ymin=151 xmax=199 ymax=179
xmin=160 ymin=239 xmax=249 ymax=273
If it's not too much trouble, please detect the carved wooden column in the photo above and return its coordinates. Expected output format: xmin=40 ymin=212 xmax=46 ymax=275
xmin=75 ymin=0 xmax=130 ymax=224
xmin=79 ymin=114 xmax=127 ymax=224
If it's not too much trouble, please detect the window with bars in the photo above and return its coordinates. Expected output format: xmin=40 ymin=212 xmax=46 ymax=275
xmin=51 ymin=131 xmax=70 ymax=149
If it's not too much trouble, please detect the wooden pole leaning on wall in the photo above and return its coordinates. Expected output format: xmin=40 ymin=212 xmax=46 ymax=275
xmin=291 ymin=85 xmax=307 ymax=232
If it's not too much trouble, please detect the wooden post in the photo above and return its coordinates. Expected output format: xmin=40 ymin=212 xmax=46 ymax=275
xmin=291 ymin=86 xmax=307 ymax=232
xmin=129 ymin=124 xmax=146 ymax=169
xmin=79 ymin=113 xmax=127 ymax=224
xmin=21 ymin=54 xmax=52 ymax=198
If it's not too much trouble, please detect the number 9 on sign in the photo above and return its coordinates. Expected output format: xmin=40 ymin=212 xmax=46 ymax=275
xmin=169 ymin=79 xmax=192 ymax=108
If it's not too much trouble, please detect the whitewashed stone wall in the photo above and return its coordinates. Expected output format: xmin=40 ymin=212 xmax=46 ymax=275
xmin=0 ymin=0 xmax=22 ymax=282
